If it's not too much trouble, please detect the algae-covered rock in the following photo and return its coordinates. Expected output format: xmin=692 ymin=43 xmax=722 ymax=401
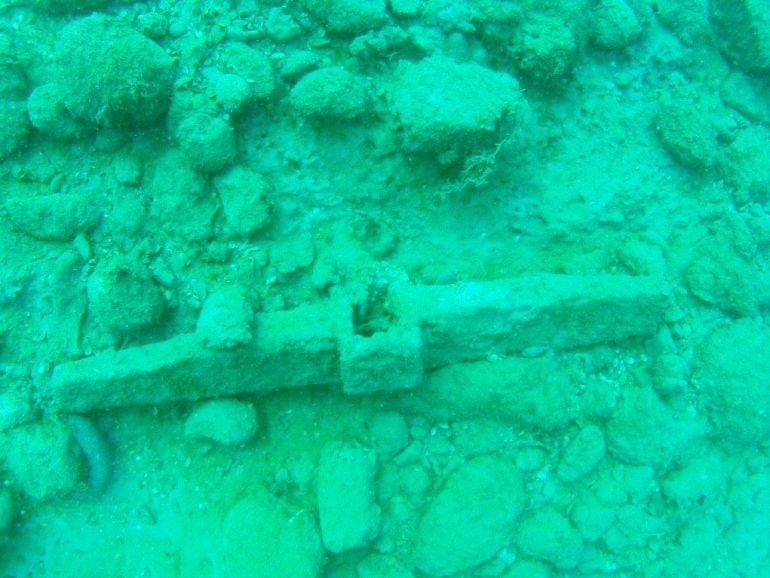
xmin=720 ymin=73 xmax=770 ymax=126
xmin=570 ymin=492 xmax=617 ymax=542
xmin=368 ymin=411 xmax=409 ymax=457
xmin=175 ymin=112 xmax=237 ymax=172
xmin=389 ymin=55 xmax=522 ymax=161
xmin=710 ymin=0 xmax=770 ymax=72
xmin=722 ymin=124 xmax=770 ymax=203
xmin=269 ymin=234 xmax=316 ymax=275
xmin=218 ymin=492 xmax=324 ymax=578
xmin=290 ymin=67 xmax=370 ymax=121
xmin=655 ymin=0 xmax=710 ymax=46
xmin=317 ymin=442 xmax=381 ymax=553
xmin=694 ymin=320 xmax=770 ymax=446
xmin=557 ymin=424 xmax=606 ymax=482
xmin=656 ymin=79 xmax=725 ymax=170
xmin=184 ymin=398 xmax=258 ymax=446
xmin=661 ymin=452 xmax=727 ymax=507
xmin=214 ymin=42 xmax=276 ymax=102
xmin=685 ymin=243 xmax=759 ymax=317
xmin=510 ymin=14 xmax=576 ymax=83
xmin=86 ymin=256 xmax=166 ymax=341
xmin=302 ymin=0 xmax=389 ymax=34
xmin=3 ymin=193 xmax=102 ymax=241
xmin=196 ymin=286 xmax=254 ymax=349
xmin=515 ymin=507 xmax=584 ymax=570
xmin=590 ymin=0 xmax=643 ymax=50
xmin=27 ymin=83 xmax=89 ymax=140
xmin=210 ymin=72 xmax=252 ymax=114
xmin=606 ymin=386 xmax=704 ymax=469
xmin=53 ymin=15 xmax=174 ymax=127
xmin=145 ymin=149 xmax=217 ymax=239
xmin=413 ymin=455 xmax=524 ymax=576
xmin=0 ymin=100 xmax=29 ymax=159
xmin=145 ymin=148 xmax=206 ymax=199
xmin=1 ymin=419 xmax=83 ymax=501
xmin=213 ymin=166 xmax=272 ymax=236
xmin=0 ymin=391 xmax=35 ymax=434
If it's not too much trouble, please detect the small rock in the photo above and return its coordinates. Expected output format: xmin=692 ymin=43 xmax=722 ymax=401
xmin=290 ymin=67 xmax=370 ymax=121
xmin=196 ymin=286 xmax=253 ymax=349
xmin=368 ymin=411 xmax=409 ymax=457
xmin=710 ymin=0 xmax=770 ymax=72
xmin=413 ymin=455 xmax=524 ymax=576
xmin=0 ymin=100 xmax=29 ymax=159
xmin=590 ymin=0 xmax=642 ymax=50
xmin=557 ymin=424 xmax=606 ymax=482
xmin=270 ymin=234 xmax=315 ymax=275
xmin=510 ymin=15 xmax=576 ymax=83
xmin=389 ymin=55 xmax=522 ymax=160
xmin=302 ymin=0 xmax=388 ymax=34
xmin=4 ymin=193 xmax=101 ymax=241
xmin=694 ymin=320 xmax=770 ymax=446
xmin=213 ymin=166 xmax=272 ymax=236
xmin=86 ymin=256 xmax=166 ymax=340
xmin=515 ymin=507 xmax=584 ymax=570
xmin=317 ymin=442 xmax=381 ymax=553
xmin=54 ymin=14 xmax=174 ymax=127
xmin=219 ymin=492 xmax=324 ymax=578
xmin=213 ymin=73 xmax=252 ymax=114
xmin=184 ymin=399 xmax=258 ymax=446
xmin=215 ymin=42 xmax=275 ymax=101
xmin=1 ymin=419 xmax=83 ymax=500
xmin=175 ymin=112 xmax=237 ymax=172
xmin=0 ymin=391 xmax=36 ymax=433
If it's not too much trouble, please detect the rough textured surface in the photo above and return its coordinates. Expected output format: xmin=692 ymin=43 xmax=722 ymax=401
xmin=389 ymin=55 xmax=522 ymax=159
xmin=290 ymin=67 xmax=370 ymax=120
xmin=413 ymin=455 xmax=524 ymax=576
xmin=710 ymin=0 xmax=770 ymax=71
xmin=515 ymin=508 xmax=584 ymax=569
xmin=317 ymin=442 xmax=381 ymax=553
xmin=218 ymin=493 xmax=324 ymax=578
xmin=1 ymin=420 xmax=83 ymax=500
xmin=606 ymin=387 xmax=705 ymax=470
xmin=183 ymin=398 xmax=258 ymax=446
xmin=694 ymin=320 xmax=770 ymax=445
xmin=53 ymin=15 xmax=173 ymax=127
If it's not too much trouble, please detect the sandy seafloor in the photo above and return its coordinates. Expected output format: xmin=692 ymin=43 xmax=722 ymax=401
xmin=1 ymin=0 xmax=770 ymax=576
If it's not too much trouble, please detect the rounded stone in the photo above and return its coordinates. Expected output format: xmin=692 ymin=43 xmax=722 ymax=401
xmin=54 ymin=15 xmax=173 ymax=127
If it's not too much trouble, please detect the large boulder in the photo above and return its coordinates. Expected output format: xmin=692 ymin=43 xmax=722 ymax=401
xmin=50 ymin=15 xmax=174 ymax=128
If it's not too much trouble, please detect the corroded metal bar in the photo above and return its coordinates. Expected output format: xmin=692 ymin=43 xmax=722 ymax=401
xmin=41 ymin=275 xmax=670 ymax=412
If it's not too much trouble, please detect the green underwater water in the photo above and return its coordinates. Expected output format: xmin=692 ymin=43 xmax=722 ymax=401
xmin=1 ymin=0 xmax=770 ymax=576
